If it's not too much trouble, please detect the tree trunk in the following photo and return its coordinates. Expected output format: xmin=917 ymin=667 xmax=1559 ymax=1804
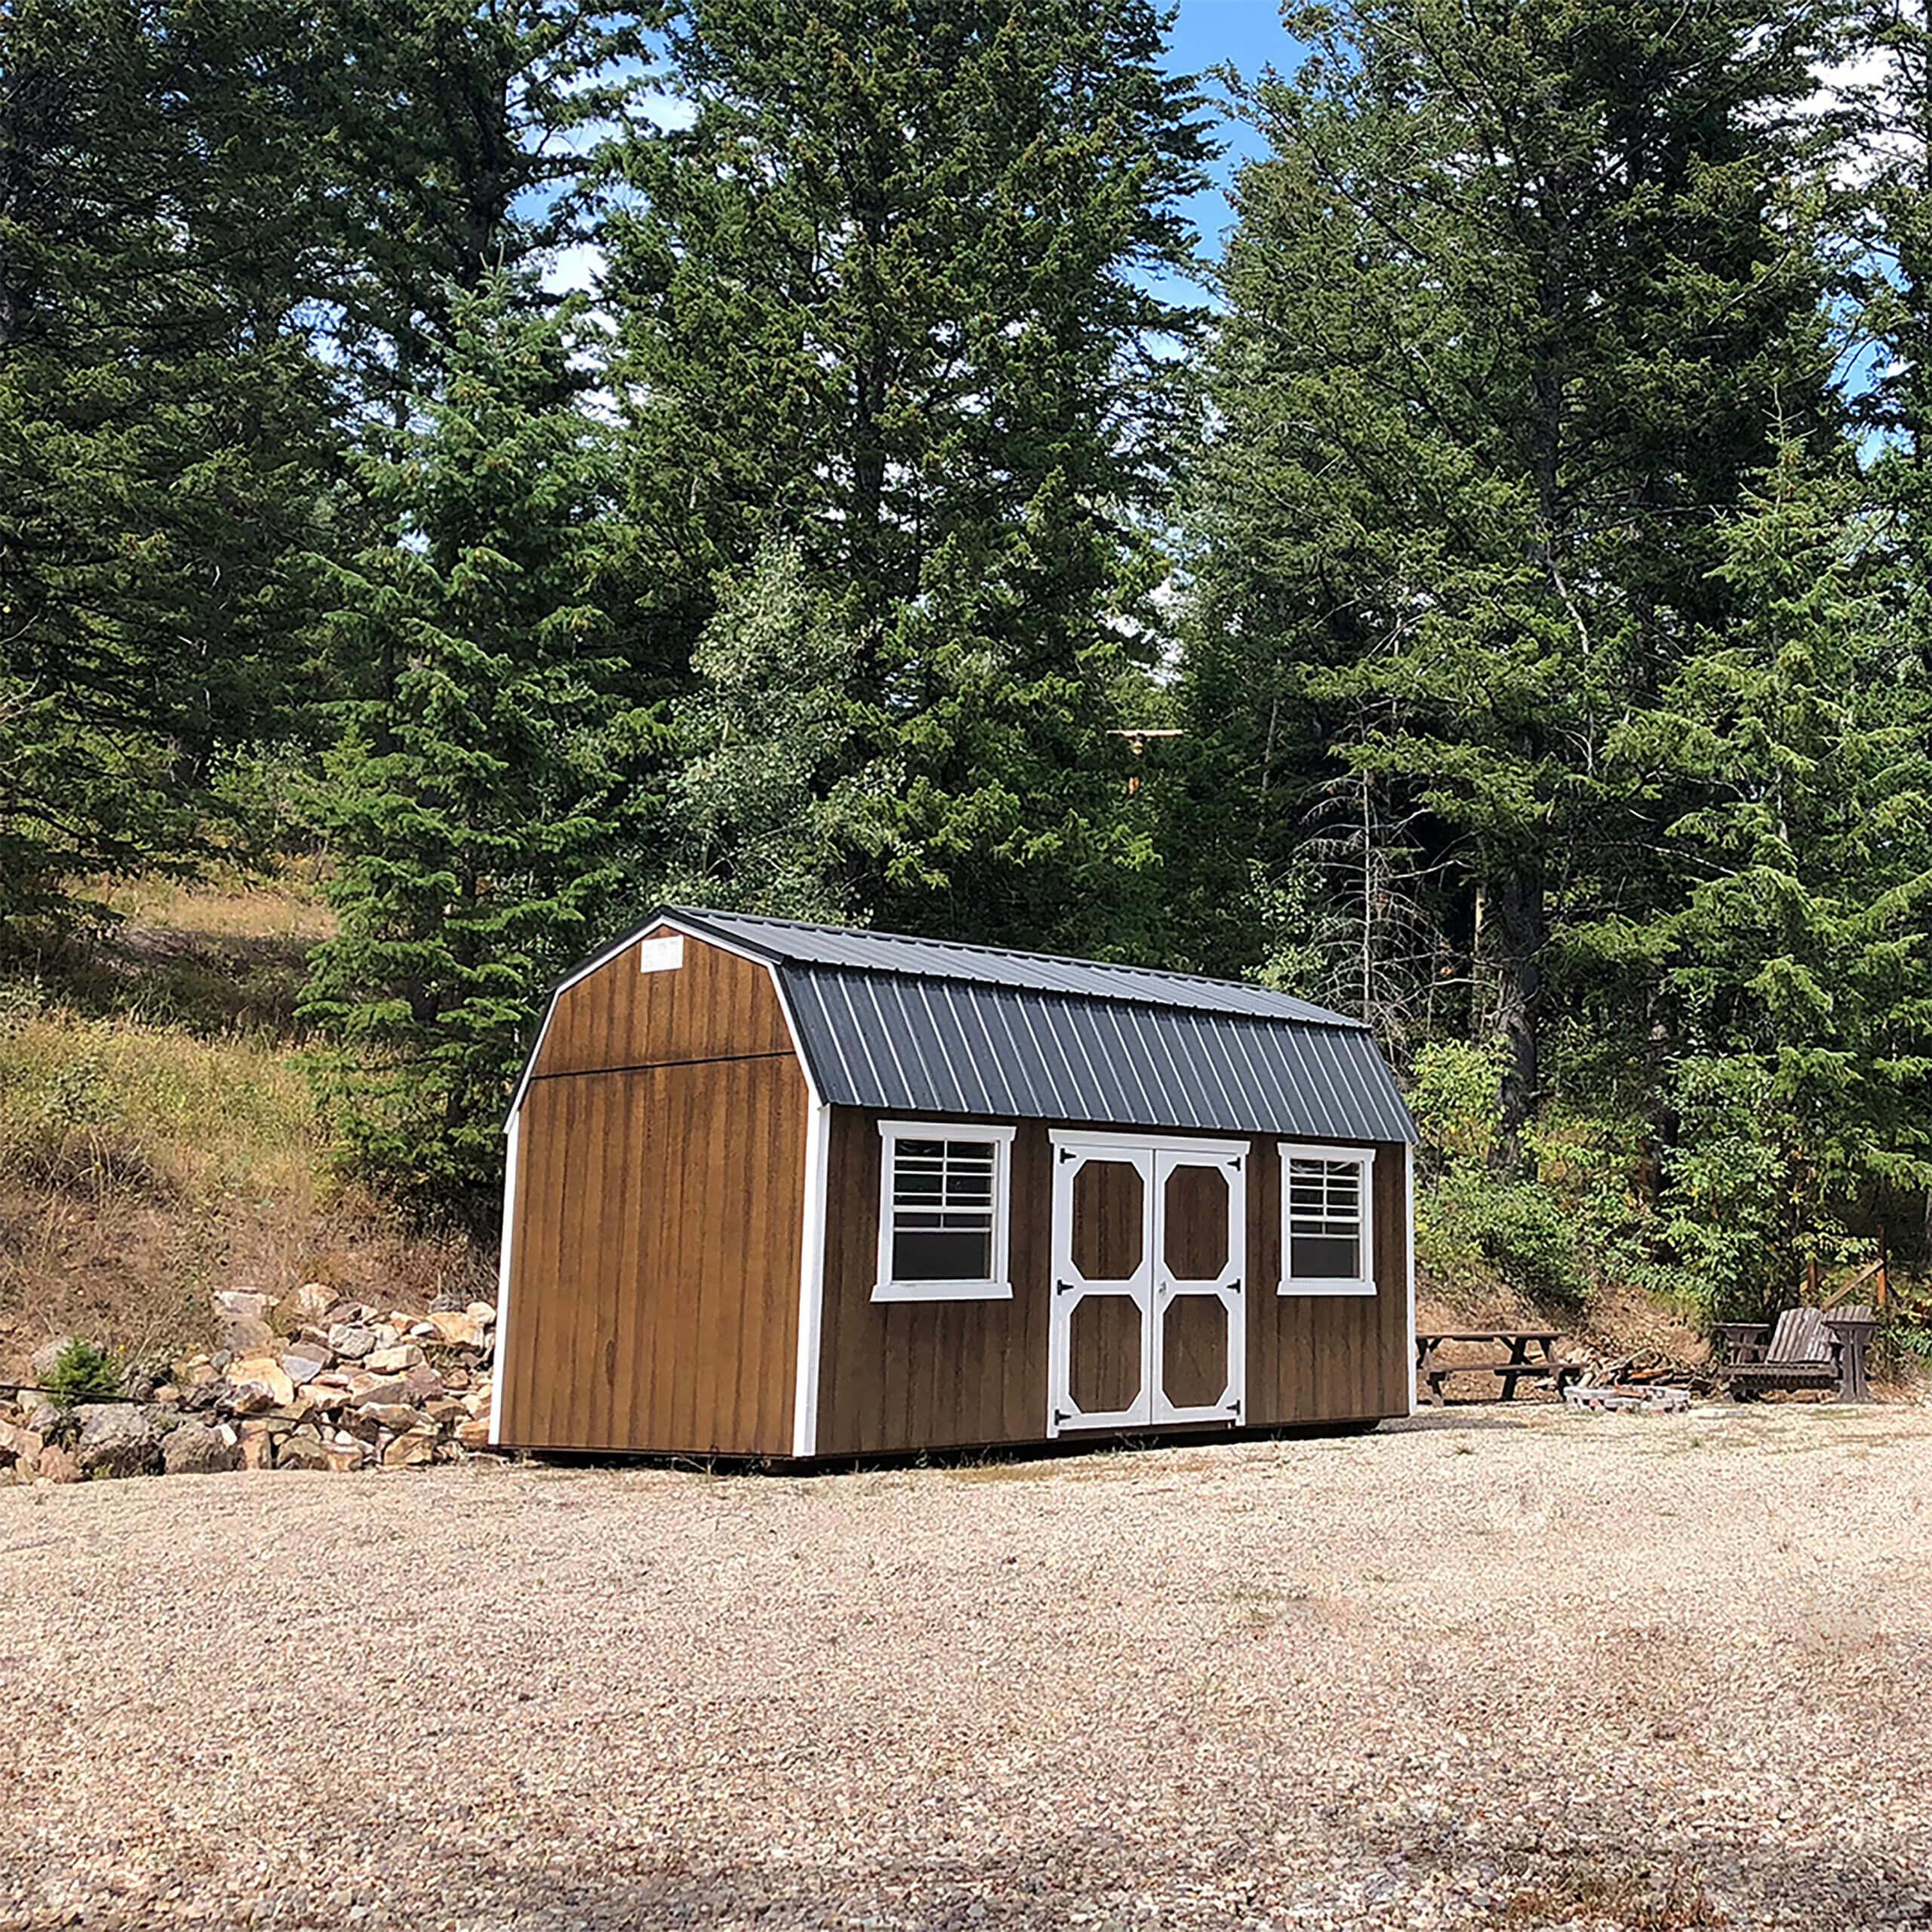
xmin=1489 ymin=864 xmax=1546 ymax=1156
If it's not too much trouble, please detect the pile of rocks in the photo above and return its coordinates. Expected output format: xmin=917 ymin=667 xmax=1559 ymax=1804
xmin=0 ymin=1284 xmax=500 ymax=1485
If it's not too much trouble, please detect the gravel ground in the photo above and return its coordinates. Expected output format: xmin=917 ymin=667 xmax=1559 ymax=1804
xmin=3 ymin=1405 xmax=1930 ymax=1932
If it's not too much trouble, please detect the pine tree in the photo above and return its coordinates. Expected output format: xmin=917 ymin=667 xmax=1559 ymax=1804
xmin=0 ymin=0 xmax=337 ymax=931
xmin=1608 ymin=444 xmax=1932 ymax=1312
xmin=601 ymin=0 xmax=1211 ymax=952
xmin=301 ymin=278 xmax=654 ymax=1204
xmin=313 ymin=0 xmax=642 ymax=415
xmin=1179 ymin=0 xmax=1845 ymax=1138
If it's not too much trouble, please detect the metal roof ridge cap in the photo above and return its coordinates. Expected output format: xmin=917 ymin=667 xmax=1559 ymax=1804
xmin=780 ymin=955 xmax=1373 ymax=1030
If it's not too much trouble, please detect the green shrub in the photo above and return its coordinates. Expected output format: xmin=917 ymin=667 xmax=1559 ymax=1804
xmin=42 ymin=1337 xmax=123 ymax=1408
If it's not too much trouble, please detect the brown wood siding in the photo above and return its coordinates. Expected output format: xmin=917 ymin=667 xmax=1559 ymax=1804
xmin=815 ymin=1114 xmax=1057 ymax=1456
xmin=531 ymin=928 xmax=792 ymax=1080
xmin=1245 ymin=1141 xmax=1411 ymax=1426
xmin=499 ymin=928 xmax=808 ymax=1456
xmin=816 ymin=1112 xmax=1410 ymax=1456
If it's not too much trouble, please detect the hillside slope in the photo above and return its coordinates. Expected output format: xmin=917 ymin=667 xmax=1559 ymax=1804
xmin=0 ymin=872 xmax=489 ymax=1383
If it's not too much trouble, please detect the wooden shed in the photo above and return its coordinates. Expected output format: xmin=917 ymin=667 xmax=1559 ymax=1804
xmin=491 ymin=907 xmax=1417 ymax=1460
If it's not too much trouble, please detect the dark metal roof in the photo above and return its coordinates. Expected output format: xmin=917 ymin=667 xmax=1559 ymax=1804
xmin=670 ymin=908 xmax=1415 ymax=1145
xmin=671 ymin=906 xmax=1364 ymax=1026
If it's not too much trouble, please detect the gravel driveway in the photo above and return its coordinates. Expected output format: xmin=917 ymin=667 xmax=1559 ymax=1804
xmin=2 ymin=1405 xmax=1929 ymax=1931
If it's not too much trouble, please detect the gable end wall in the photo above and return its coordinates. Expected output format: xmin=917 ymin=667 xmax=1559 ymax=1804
xmin=498 ymin=930 xmax=808 ymax=1456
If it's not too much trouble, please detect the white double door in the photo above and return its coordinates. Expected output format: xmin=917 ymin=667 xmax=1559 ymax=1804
xmin=1047 ymin=1133 xmax=1247 ymax=1435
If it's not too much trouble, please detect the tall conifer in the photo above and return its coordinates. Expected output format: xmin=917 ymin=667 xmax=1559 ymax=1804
xmin=301 ymin=279 xmax=651 ymax=1203
xmin=601 ymin=0 xmax=1210 ymax=952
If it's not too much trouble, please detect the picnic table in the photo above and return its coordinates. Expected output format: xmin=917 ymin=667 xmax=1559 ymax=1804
xmin=1414 ymin=1328 xmax=1584 ymax=1405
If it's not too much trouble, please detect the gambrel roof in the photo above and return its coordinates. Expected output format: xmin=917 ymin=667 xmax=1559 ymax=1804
xmin=514 ymin=906 xmax=1417 ymax=1144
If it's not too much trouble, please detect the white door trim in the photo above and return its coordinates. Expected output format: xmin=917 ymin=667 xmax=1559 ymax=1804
xmin=1048 ymin=1128 xmax=1249 ymax=1159
xmin=1149 ymin=1145 xmax=1246 ymax=1426
xmin=1048 ymin=1141 xmax=1156 ymax=1435
xmin=1048 ymin=1134 xmax=1248 ymax=1438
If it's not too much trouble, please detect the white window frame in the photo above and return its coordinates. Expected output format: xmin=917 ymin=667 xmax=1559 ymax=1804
xmin=1278 ymin=1143 xmax=1378 ymax=1297
xmin=873 ymin=1120 xmax=1016 ymax=1303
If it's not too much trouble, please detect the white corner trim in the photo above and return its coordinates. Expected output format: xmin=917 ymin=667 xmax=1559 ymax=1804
xmin=763 ymin=955 xmax=828 ymax=1459
xmin=1404 ymin=1140 xmax=1418 ymax=1417
xmin=873 ymin=1118 xmax=1014 ymax=1303
xmin=487 ymin=1109 xmax=521 ymax=1447
xmin=790 ymin=1097 xmax=831 ymax=1458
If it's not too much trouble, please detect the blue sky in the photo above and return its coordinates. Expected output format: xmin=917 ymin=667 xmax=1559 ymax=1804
xmin=1164 ymin=0 xmax=1303 ymax=263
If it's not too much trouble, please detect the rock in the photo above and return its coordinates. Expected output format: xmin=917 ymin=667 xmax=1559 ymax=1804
xmin=382 ymin=1428 xmax=437 ymax=1468
xmin=371 ymin=1323 xmax=401 ymax=1349
xmin=363 ymin=1343 xmax=421 ymax=1374
xmin=278 ymin=1281 xmax=334 ymax=1327
xmin=426 ymin=1398 xmax=470 ymax=1426
xmin=225 ymin=1358 xmax=295 ymax=1412
xmin=349 ymin=1376 xmax=413 ymax=1409
xmin=404 ymin=1364 xmax=445 ymax=1402
xmin=74 ymin=1404 xmax=165 ymax=1478
xmin=162 ymin=1422 xmax=242 ymax=1476
xmin=275 ymin=1427 xmax=332 ymax=1471
xmin=355 ymin=1402 xmax=429 ymax=1436
xmin=467 ymin=1300 xmax=497 ymax=1327
xmin=236 ymin=1421 xmax=278 ymax=1469
xmin=455 ymin=1415 xmax=494 ymax=1449
xmin=328 ymin=1324 xmax=377 ymax=1361
xmin=281 ymin=1345 xmax=334 ymax=1387
xmin=37 ymin=1443 xmax=81 ymax=1484
xmin=29 ymin=1335 xmax=75 ymax=1383
xmin=211 ymin=1290 xmax=275 ymax=1356
xmin=0 ymin=1419 xmax=45 ymax=1466
xmin=426 ymin=1310 xmax=486 ymax=1349
xmin=26 ymin=1400 xmax=62 ymax=1437
xmin=171 ymin=1355 xmax=219 ymax=1389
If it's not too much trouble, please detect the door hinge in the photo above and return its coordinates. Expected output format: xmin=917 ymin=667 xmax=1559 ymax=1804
xmin=1054 ymin=1409 xmax=1072 ymax=1427
xmin=1227 ymin=1277 xmax=1241 ymax=1295
xmin=1056 ymin=1278 xmax=1076 ymax=1295
xmin=1059 ymin=1146 xmax=1076 ymax=1162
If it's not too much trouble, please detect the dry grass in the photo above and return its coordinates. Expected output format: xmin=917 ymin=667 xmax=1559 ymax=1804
xmin=92 ymin=859 xmax=337 ymax=943
xmin=0 ymin=866 xmax=487 ymax=1375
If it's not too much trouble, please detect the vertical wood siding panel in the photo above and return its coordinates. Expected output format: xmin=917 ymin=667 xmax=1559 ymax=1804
xmin=531 ymin=934 xmax=792 ymax=1080
xmin=497 ymin=1053 xmax=805 ymax=1456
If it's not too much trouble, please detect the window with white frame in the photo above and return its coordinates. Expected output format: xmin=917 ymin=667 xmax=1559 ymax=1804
xmin=1279 ymin=1145 xmax=1376 ymax=1295
xmin=874 ymin=1121 xmax=1015 ymax=1303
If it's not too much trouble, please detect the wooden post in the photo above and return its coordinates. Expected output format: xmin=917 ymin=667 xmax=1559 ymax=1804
xmin=1806 ymin=1255 xmax=1821 ymax=1306
xmin=1878 ymin=1224 xmax=1890 ymax=1311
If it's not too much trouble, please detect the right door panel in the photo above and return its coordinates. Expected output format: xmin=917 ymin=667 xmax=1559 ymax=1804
xmin=1151 ymin=1148 xmax=1246 ymax=1425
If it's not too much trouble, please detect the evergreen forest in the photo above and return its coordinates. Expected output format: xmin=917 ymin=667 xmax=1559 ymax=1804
xmin=9 ymin=0 xmax=1932 ymax=1324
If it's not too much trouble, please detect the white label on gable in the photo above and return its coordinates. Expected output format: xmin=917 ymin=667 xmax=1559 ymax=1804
xmin=638 ymin=934 xmax=685 ymax=974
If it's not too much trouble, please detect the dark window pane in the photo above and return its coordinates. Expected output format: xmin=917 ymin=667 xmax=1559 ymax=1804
xmin=893 ymin=1228 xmax=995 ymax=1282
xmin=1291 ymin=1232 xmax=1360 ymax=1279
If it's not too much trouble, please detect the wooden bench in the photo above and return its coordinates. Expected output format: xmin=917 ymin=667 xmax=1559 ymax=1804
xmin=1713 ymin=1305 xmax=1877 ymax=1403
xmin=1414 ymin=1329 xmax=1585 ymax=1405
